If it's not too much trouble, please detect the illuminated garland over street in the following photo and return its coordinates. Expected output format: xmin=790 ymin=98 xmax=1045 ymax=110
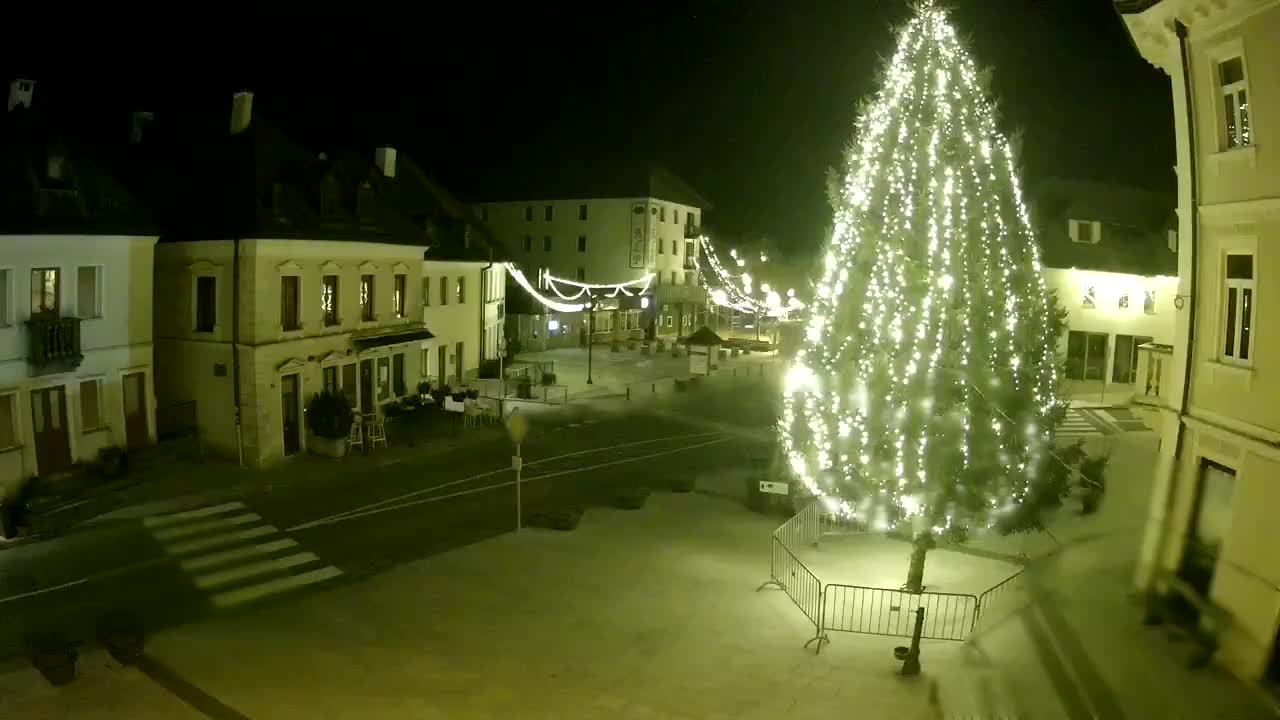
xmin=505 ymin=264 xmax=585 ymax=313
xmin=545 ymin=272 xmax=653 ymax=301
xmin=779 ymin=4 xmax=1063 ymax=539
xmin=695 ymin=235 xmax=805 ymax=318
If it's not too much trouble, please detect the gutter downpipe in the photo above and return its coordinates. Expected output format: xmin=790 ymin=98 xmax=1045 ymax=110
xmin=1147 ymin=18 xmax=1198 ymax=594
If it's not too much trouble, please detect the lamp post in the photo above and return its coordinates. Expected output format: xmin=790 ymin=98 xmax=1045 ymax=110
xmin=586 ymin=295 xmax=595 ymax=385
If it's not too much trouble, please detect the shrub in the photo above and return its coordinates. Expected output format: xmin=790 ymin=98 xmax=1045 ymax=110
xmin=417 ymin=381 xmax=432 ymax=396
xmin=306 ymin=391 xmax=354 ymax=439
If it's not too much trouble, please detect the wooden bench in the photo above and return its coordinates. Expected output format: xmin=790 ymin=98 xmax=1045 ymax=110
xmin=1148 ymin=572 xmax=1228 ymax=669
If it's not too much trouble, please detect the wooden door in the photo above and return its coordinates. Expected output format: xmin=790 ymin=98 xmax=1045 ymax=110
xmin=30 ymin=386 xmax=71 ymax=475
xmin=359 ymin=359 xmax=374 ymax=414
xmin=281 ymin=373 xmax=301 ymax=456
xmin=122 ymin=372 xmax=148 ymax=449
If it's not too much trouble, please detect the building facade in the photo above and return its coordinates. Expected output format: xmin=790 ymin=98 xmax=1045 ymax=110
xmin=1033 ymin=179 xmax=1178 ymax=392
xmin=475 ymin=167 xmax=708 ymax=349
xmin=1117 ymin=0 xmax=1280 ymax=685
xmin=0 ymin=80 xmax=158 ymax=493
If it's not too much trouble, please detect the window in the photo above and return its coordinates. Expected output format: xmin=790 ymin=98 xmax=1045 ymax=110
xmin=393 ymin=353 xmax=405 ymax=396
xmin=544 ymin=205 xmax=553 ymax=221
xmin=1223 ymin=253 xmax=1254 ymax=364
xmin=1065 ymin=331 xmax=1108 ymax=381
xmin=1144 ymin=290 xmax=1156 ymax=315
xmin=525 ymin=206 xmax=533 ymax=222
xmin=523 ymin=235 xmax=532 ymax=252
xmin=376 ymin=356 xmax=391 ymax=400
xmin=1118 ymin=294 xmax=1129 ymax=310
xmin=31 ymin=267 xmax=59 ymax=316
xmin=394 ymin=273 xmax=406 ymax=318
xmin=360 ymin=274 xmax=375 ymax=321
xmin=1070 ymin=220 xmax=1100 ymax=244
xmin=666 ymin=315 xmax=674 ymax=328
xmin=674 ymin=209 xmax=680 ymax=224
xmin=0 ymin=268 xmax=11 ymax=326
xmin=543 ymin=236 xmax=551 ymax=252
xmin=341 ymin=363 xmax=357 ymax=409
xmin=322 ymin=365 xmax=338 ymax=394
xmin=1082 ymin=286 xmax=1096 ymax=309
xmin=1218 ymin=56 xmax=1251 ymax=149
xmin=658 ymin=239 xmax=665 ymax=254
xmin=79 ymin=379 xmax=104 ymax=431
xmin=1168 ymin=230 xmax=1177 ymax=253
xmin=195 ymin=276 xmax=216 ymax=332
xmin=480 ymin=207 xmax=489 ymax=222
xmin=0 ymin=393 xmax=16 ymax=449
xmin=440 ymin=276 xmax=449 ymax=306
xmin=576 ymin=267 xmax=586 ymax=282
xmin=577 ymin=235 xmax=587 ymax=252
xmin=578 ymin=204 xmax=588 ymax=221
xmin=456 ymin=276 xmax=465 ymax=304
xmin=672 ymin=241 xmax=678 ymax=255
xmin=322 ymin=275 xmax=339 ymax=326
xmin=423 ymin=277 xmax=431 ymax=307
xmin=281 ymin=275 xmax=301 ymax=330
xmin=77 ymin=266 xmax=101 ymax=319
xmin=671 ymin=271 xmax=678 ymax=285
xmin=421 ymin=347 xmax=431 ymax=378
xmin=659 ymin=207 xmax=666 ymax=222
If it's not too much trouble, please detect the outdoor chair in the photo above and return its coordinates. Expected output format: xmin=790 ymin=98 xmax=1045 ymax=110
xmin=348 ymin=415 xmax=364 ymax=453
xmin=366 ymin=414 xmax=388 ymax=450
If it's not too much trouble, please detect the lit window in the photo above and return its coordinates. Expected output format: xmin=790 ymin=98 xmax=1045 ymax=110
xmin=1218 ymin=56 xmax=1252 ymax=149
xmin=322 ymin=275 xmax=339 ymax=326
xmin=360 ymin=274 xmax=375 ymax=321
xmin=394 ymin=274 xmax=406 ymax=318
xmin=456 ymin=276 xmax=465 ymax=304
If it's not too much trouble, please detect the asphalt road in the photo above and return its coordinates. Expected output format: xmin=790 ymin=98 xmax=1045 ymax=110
xmin=0 ymin=383 xmax=778 ymax=668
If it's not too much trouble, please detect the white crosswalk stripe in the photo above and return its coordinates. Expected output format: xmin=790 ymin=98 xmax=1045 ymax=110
xmin=1056 ymin=408 xmax=1105 ymax=444
xmin=145 ymin=502 xmax=341 ymax=610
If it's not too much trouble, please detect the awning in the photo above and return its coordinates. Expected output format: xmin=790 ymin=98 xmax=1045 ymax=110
xmin=352 ymin=325 xmax=435 ymax=351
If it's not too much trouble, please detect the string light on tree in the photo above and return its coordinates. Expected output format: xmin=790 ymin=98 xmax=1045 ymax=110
xmin=778 ymin=2 xmax=1069 ymax=593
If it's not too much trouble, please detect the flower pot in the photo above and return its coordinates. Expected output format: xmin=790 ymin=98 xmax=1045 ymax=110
xmin=308 ymin=433 xmax=348 ymax=458
xmin=893 ymin=646 xmax=910 ymax=661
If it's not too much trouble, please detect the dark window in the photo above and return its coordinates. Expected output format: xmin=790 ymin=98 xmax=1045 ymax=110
xmin=659 ymin=206 xmax=666 ymax=222
xmin=543 ymin=236 xmax=552 ymax=252
xmin=523 ymin=235 xmax=532 ymax=252
xmin=576 ymin=267 xmax=585 ymax=282
xmin=393 ymin=274 xmax=406 ymax=318
xmin=195 ymin=276 xmax=216 ymax=332
xmin=30 ymin=268 xmax=59 ymax=316
xmin=423 ymin=276 xmax=431 ymax=307
xmin=281 ymin=275 xmax=301 ymax=330
xmin=322 ymin=366 xmax=338 ymax=394
xmin=577 ymin=235 xmax=587 ymax=252
xmin=674 ymin=209 xmax=680 ymax=224
xmin=393 ymin=353 xmax=406 ymax=396
xmin=360 ymin=274 xmax=375 ymax=321
xmin=341 ymin=363 xmax=357 ymax=408
xmin=658 ymin=239 xmax=664 ymax=254
xmin=322 ymin=275 xmax=339 ymax=326
xmin=440 ymin=276 xmax=449 ymax=306
xmin=672 ymin=241 xmax=678 ymax=255
xmin=525 ymin=206 xmax=533 ymax=221
xmin=1227 ymin=254 xmax=1254 ymax=280
xmin=578 ymin=204 xmax=588 ymax=221
xmin=544 ymin=205 xmax=553 ymax=221
xmin=480 ymin=207 xmax=489 ymax=222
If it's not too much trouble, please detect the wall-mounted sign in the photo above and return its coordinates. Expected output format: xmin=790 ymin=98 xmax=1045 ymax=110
xmin=629 ymin=203 xmax=647 ymax=268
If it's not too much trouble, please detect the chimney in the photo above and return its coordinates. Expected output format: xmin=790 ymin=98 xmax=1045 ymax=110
xmin=230 ymin=90 xmax=253 ymax=135
xmin=131 ymin=111 xmax=153 ymax=144
xmin=8 ymin=78 xmax=35 ymax=112
xmin=374 ymin=146 xmax=397 ymax=178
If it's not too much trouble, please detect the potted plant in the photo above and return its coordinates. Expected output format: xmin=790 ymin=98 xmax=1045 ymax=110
xmin=25 ymin=631 xmax=77 ymax=687
xmin=417 ymin=381 xmax=432 ymax=402
xmin=305 ymin=391 xmax=354 ymax=458
xmin=466 ymin=388 xmax=480 ymax=400
xmin=96 ymin=446 xmax=129 ymax=478
xmin=431 ymin=384 xmax=451 ymax=405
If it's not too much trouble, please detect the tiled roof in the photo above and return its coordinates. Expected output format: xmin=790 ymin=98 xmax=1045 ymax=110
xmin=467 ymin=162 xmax=712 ymax=210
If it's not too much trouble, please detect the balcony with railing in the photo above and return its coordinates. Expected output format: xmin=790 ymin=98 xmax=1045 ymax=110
xmin=26 ymin=315 xmax=83 ymax=374
xmin=1134 ymin=342 xmax=1175 ymax=408
xmin=684 ymin=224 xmax=701 ymax=239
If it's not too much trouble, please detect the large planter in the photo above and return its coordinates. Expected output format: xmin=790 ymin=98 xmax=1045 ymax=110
xmin=308 ymin=433 xmax=348 ymax=458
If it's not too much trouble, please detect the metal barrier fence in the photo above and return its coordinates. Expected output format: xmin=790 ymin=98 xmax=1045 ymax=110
xmin=973 ymin=568 xmax=1025 ymax=631
xmin=763 ymin=537 xmax=827 ymax=649
xmin=823 ymin=585 xmax=977 ymax=642
xmin=774 ymin=498 xmax=822 ymax=548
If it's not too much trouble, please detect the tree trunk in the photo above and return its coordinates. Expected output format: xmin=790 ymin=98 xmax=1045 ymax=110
xmin=904 ymin=531 xmax=934 ymax=593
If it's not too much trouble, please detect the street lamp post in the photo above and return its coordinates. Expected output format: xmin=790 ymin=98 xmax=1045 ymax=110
xmin=586 ymin=295 xmax=595 ymax=385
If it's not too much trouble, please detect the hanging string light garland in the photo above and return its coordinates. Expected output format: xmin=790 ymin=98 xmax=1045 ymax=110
xmin=544 ymin=272 xmax=654 ymax=301
xmin=505 ymin=264 xmax=585 ymax=313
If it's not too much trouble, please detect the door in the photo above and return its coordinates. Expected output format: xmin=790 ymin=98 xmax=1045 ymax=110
xmin=122 ymin=372 xmax=148 ymax=449
xmin=455 ymin=341 xmax=464 ymax=385
xmin=359 ymin=359 xmax=374 ymax=414
xmin=1112 ymin=335 xmax=1153 ymax=384
xmin=438 ymin=346 xmax=448 ymax=388
xmin=281 ymin=373 xmax=301 ymax=456
xmin=30 ymin=386 xmax=71 ymax=476
xmin=1066 ymin=331 xmax=1108 ymax=381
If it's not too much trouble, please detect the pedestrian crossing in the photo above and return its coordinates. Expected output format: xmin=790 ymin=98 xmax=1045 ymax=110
xmin=1055 ymin=407 xmax=1111 ymax=445
xmin=143 ymin=501 xmax=342 ymax=610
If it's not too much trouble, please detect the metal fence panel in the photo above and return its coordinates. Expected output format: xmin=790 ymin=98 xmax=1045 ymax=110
xmin=768 ymin=536 xmax=824 ymax=630
xmin=973 ymin=568 xmax=1026 ymax=632
xmin=773 ymin=499 xmax=821 ymax=548
xmin=823 ymin=584 xmax=977 ymax=641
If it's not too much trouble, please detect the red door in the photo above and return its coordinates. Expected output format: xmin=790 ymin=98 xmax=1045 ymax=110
xmin=123 ymin=372 xmax=148 ymax=449
xmin=31 ymin=386 xmax=71 ymax=476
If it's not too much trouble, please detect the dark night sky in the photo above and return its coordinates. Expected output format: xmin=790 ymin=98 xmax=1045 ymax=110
xmin=19 ymin=0 xmax=1172 ymax=261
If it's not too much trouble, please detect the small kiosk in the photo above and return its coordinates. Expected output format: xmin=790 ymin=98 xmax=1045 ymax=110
xmin=683 ymin=326 xmax=725 ymax=377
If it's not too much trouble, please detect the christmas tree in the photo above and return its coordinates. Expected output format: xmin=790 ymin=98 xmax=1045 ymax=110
xmin=779 ymin=3 xmax=1069 ymax=591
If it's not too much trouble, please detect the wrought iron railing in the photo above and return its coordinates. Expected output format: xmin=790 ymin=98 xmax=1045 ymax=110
xmin=26 ymin=316 xmax=82 ymax=371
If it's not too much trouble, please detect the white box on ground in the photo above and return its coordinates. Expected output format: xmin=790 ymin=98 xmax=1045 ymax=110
xmin=759 ymin=481 xmax=789 ymax=495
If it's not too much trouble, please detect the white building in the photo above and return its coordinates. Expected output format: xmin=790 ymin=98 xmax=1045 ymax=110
xmin=475 ymin=166 xmax=708 ymax=349
xmin=1117 ymin=0 xmax=1280 ymax=685
xmin=149 ymin=96 xmax=502 ymax=466
xmin=1032 ymin=179 xmax=1178 ymax=392
xmin=1 ymin=80 xmax=158 ymax=493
